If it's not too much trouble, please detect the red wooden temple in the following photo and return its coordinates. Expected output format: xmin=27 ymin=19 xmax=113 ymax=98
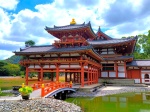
xmin=14 ymin=19 xmax=150 ymax=87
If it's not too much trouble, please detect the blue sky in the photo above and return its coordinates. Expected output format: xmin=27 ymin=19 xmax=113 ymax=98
xmin=0 ymin=0 xmax=150 ymax=60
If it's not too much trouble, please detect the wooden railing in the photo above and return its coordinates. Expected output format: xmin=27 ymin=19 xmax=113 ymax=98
xmin=32 ymin=82 xmax=72 ymax=97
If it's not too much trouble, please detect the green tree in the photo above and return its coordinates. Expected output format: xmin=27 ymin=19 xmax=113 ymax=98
xmin=138 ymin=30 xmax=150 ymax=59
xmin=3 ymin=63 xmax=20 ymax=76
xmin=25 ymin=40 xmax=35 ymax=47
xmin=0 ymin=61 xmax=9 ymax=76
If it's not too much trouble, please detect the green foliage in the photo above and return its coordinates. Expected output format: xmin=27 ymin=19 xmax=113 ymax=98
xmin=19 ymin=86 xmax=33 ymax=96
xmin=122 ymin=30 xmax=150 ymax=59
xmin=5 ymin=55 xmax=22 ymax=64
xmin=20 ymin=71 xmax=25 ymax=78
xmin=2 ymin=63 xmax=20 ymax=76
xmin=0 ymin=61 xmax=9 ymax=76
xmin=25 ymin=40 xmax=35 ymax=47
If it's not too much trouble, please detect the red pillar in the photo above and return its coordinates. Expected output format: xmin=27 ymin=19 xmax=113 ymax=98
xmin=91 ymin=67 xmax=93 ymax=84
xmin=65 ymin=72 xmax=67 ymax=82
xmin=124 ymin=61 xmax=127 ymax=78
xmin=56 ymin=63 xmax=59 ymax=82
xmin=38 ymin=72 xmax=40 ymax=81
xmin=40 ymin=67 xmax=43 ymax=82
xmin=25 ymin=66 xmax=28 ymax=85
xmin=81 ymin=63 xmax=84 ymax=87
xmin=51 ymin=72 xmax=53 ymax=81
xmin=115 ymin=62 xmax=118 ymax=78
xmin=88 ymin=65 xmax=90 ymax=85
xmin=73 ymin=73 xmax=75 ymax=83
xmin=70 ymin=72 xmax=72 ymax=81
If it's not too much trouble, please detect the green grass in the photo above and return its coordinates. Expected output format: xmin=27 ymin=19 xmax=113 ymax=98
xmin=0 ymin=77 xmax=25 ymax=90
xmin=0 ymin=92 xmax=13 ymax=96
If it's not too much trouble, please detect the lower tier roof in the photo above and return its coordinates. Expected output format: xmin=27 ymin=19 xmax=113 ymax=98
xmin=127 ymin=60 xmax=150 ymax=67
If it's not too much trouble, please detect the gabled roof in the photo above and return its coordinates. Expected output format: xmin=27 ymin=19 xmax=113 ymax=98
xmin=45 ymin=22 xmax=88 ymax=31
xmin=127 ymin=60 xmax=150 ymax=67
xmin=96 ymin=26 xmax=112 ymax=40
xmin=45 ymin=21 xmax=97 ymax=40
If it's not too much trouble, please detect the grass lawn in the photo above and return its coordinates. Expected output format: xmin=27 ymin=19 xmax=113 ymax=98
xmin=0 ymin=76 xmax=65 ymax=90
xmin=0 ymin=77 xmax=36 ymax=90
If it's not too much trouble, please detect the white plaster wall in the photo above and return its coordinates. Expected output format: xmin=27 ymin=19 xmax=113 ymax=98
xmin=118 ymin=73 xmax=125 ymax=77
xmin=61 ymin=54 xmax=69 ymax=56
xmin=84 ymin=66 xmax=88 ymax=69
xmin=59 ymin=65 xmax=69 ymax=68
xmin=101 ymin=72 xmax=108 ymax=77
xmin=36 ymin=55 xmax=41 ymax=57
xmin=118 ymin=66 xmax=124 ymax=72
xmin=28 ymin=65 xmax=34 ymax=68
xmin=109 ymin=72 xmax=116 ymax=77
xmin=70 ymin=65 xmax=80 ymax=68
xmin=43 ymin=65 xmax=49 ymax=68
xmin=50 ymin=65 xmax=55 ymax=68
xmin=35 ymin=65 xmax=40 ymax=68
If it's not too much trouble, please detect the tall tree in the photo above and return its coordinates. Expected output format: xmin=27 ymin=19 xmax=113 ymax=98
xmin=138 ymin=30 xmax=150 ymax=59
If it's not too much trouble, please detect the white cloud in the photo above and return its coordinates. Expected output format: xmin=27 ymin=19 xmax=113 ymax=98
xmin=0 ymin=0 xmax=19 ymax=10
xmin=0 ymin=50 xmax=14 ymax=60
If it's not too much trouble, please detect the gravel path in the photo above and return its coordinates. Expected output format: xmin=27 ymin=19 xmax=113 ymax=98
xmin=0 ymin=98 xmax=81 ymax=112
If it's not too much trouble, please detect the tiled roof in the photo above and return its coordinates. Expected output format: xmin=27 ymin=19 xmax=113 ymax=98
xmin=104 ymin=56 xmax=133 ymax=61
xmin=96 ymin=26 xmax=112 ymax=40
xmin=15 ymin=45 xmax=93 ymax=54
xmin=45 ymin=22 xmax=90 ymax=31
xmin=127 ymin=60 xmax=150 ymax=67
xmin=89 ymin=37 xmax=137 ymax=45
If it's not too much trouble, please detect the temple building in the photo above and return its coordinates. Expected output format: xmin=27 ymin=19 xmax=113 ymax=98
xmin=14 ymin=19 xmax=150 ymax=87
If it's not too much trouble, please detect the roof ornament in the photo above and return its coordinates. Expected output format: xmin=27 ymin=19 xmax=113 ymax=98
xmin=70 ymin=18 xmax=76 ymax=25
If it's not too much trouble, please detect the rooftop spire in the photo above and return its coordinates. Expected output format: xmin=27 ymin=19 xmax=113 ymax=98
xmin=70 ymin=18 xmax=76 ymax=25
xmin=98 ymin=26 xmax=101 ymax=32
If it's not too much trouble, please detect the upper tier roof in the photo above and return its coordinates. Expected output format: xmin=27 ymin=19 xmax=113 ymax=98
xmin=45 ymin=22 xmax=88 ymax=30
xmin=45 ymin=21 xmax=97 ymax=40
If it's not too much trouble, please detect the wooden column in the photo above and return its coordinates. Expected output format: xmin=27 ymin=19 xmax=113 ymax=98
xmin=115 ymin=62 xmax=118 ymax=78
xmin=25 ymin=66 xmax=29 ymax=85
xmin=70 ymin=72 xmax=72 ymax=81
xmin=40 ymin=66 xmax=43 ymax=82
xmin=81 ymin=63 xmax=84 ymax=87
xmin=65 ymin=72 xmax=67 ymax=82
xmin=38 ymin=72 xmax=40 ymax=81
xmin=88 ymin=65 xmax=90 ymax=85
xmin=124 ymin=61 xmax=127 ymax=78
xmin=139 ymin=68 xmax=142 ymax=83
xmin=56 ymin=63 xmax=59 ymax=82
xmin=96 ymin=69 xmax=98 ymax=83
xmin=51 ymin=72 xmax=53 ymax=81
xmin=73 ymin=73 xmax=75 ymax=83
xmin=91 ymin=67 xmax=93 ymax=84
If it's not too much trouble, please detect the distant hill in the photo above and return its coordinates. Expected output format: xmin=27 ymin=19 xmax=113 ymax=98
xmin=4 ymin=55 xmax=22 ymax=64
